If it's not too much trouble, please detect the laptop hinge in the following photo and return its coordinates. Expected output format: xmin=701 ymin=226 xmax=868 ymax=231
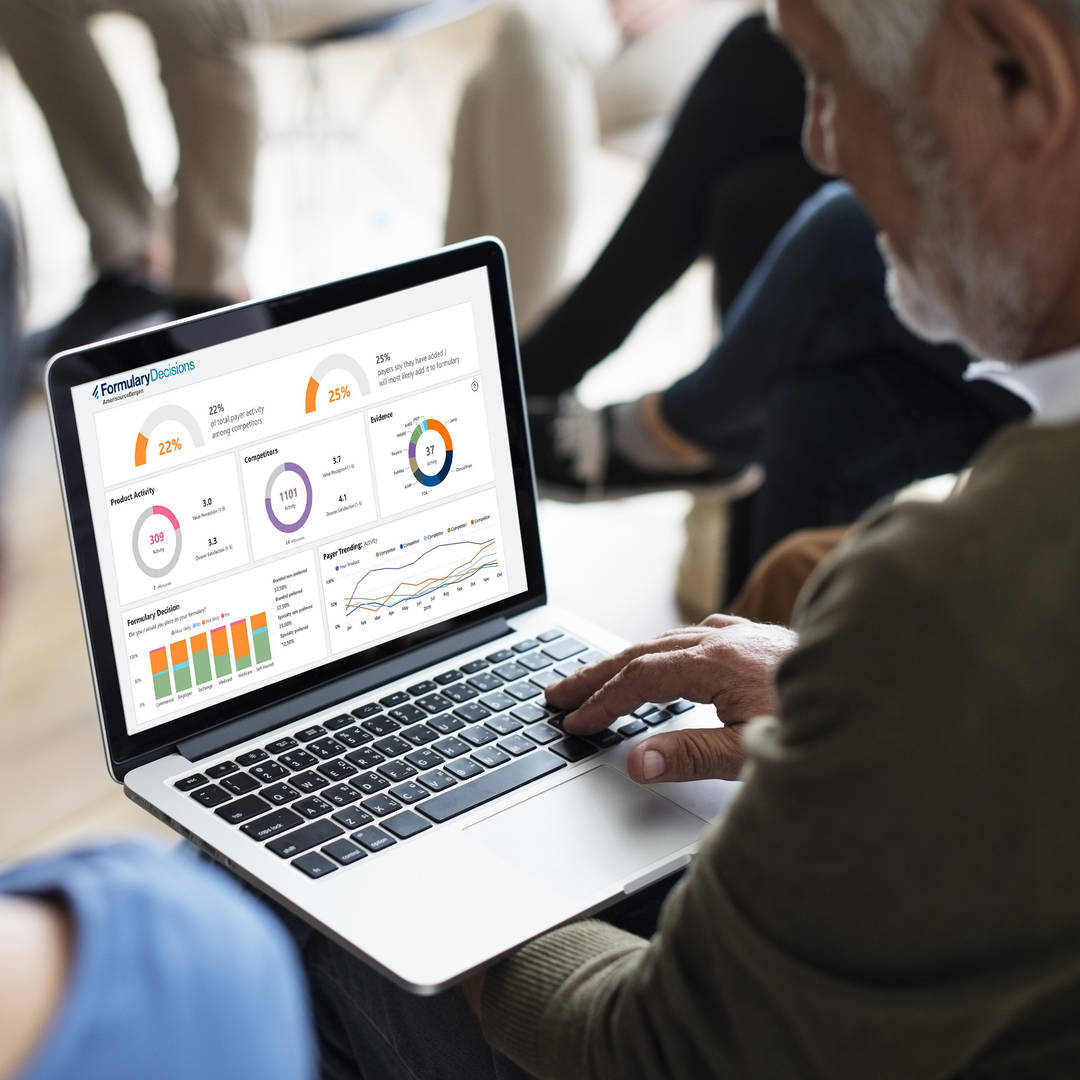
xmin=177 ymin=617 xmax=514 ymax=762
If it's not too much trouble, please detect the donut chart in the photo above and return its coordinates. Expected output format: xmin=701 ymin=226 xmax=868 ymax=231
xmin=134 ymin=404 xmax=205 ymax=467
xmin=408 ymin=419 xmax=453 ymax=487
xmin=305 ymin=353 xmax=371 ymax=413
xmin=132 ymin=504 xmax=182 ymax=577
xmin=264 ymin=462 xmax=313 ymax=534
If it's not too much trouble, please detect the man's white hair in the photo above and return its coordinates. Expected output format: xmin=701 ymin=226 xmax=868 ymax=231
xmin=816 ymin=0 xmax=1080 ymax=93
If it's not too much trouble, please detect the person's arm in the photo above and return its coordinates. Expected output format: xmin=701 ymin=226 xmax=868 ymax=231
xmin=0 ymin=897 xmax=71 ymax=1080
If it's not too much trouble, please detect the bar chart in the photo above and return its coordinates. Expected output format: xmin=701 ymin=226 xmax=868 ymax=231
xmin=148 ymin=611 xmax=273 ymax=701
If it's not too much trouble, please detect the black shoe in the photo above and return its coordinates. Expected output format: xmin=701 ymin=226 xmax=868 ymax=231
xmin=23 ymin=269 xmax=172 ymax=363
xmin=528 ymin=394 xmax=763 ymax=502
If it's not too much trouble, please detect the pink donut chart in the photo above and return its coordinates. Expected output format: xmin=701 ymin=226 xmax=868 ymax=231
xmin=131 ymin=504 xmax=182 ymax=578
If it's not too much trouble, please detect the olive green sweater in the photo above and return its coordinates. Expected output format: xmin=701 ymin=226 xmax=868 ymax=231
xmin=480 ymin=420 xmax=1080 ymax=1078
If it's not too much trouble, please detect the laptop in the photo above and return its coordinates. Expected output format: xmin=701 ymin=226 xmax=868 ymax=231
xmin=46 ymin=239 xmax=739 ymax=992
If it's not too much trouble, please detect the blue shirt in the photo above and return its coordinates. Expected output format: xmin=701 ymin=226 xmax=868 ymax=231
xmin=0 ymin=841 xmax=315 ymax=1080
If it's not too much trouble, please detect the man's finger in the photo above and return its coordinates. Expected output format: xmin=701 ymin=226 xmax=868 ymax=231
xmin=626 ymin=727 xmax=745 ymax=784
xmin=545 ymin=631 xmax=707 ymax=712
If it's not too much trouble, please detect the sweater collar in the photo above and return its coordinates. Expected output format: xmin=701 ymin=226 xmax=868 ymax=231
xmin=965 ymin=348 xmax=1080 ymax=425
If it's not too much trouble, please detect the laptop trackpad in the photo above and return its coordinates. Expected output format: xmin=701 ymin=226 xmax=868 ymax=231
xmin=466 ymin=766 xmax=706 ymax=899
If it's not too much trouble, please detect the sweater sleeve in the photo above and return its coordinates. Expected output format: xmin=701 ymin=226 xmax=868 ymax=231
xmin=479 ymin=488 xmax=1080 ymax=1079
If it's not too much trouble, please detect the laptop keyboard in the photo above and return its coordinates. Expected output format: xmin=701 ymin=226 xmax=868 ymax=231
xmin=173 ymin=629 xmax=695 ymax=880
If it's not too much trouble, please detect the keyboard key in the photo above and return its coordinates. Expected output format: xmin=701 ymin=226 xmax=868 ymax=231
xmin=351 ymin=702 xmax=382 ymax=720
xmin=350 ymin=772 xmax=390 ymax=796
xmin=215 ymin=793 xmax=271 ymax=824
xmin=389 ymin=781 xmax=429 ymax=805
xmin=633 ymin=704 xmax=659 ymax=719
xmin=318 ymin=758 xmax=358 ymax=782
xmin=332 ymin=805 xmax=373 ymax=830
xmin=322 ymin=783 xmax=361 ymax=807
xmin=454 ymin=702 xmax=491 ymax=723
xmin=362 ymin=715 xmax=401 ymax=737
xmin=324 ymin=714 xmax=355 ymax=731
xmin=460 ymin=659 xmax=488 ymax=674
xmin=250 ymin=763 xmax=290 ymax=786
xmin=419 ymin=769 xmax=457 ymax=792
xmin=308 ymin=737 xmax=346 ymax=760
xmin=389 ymin=703 xmax=426 ymax=725
xmin=361 ymin=793 xmax=401 ymax=817
xmin=543 ymin=638 xmax=587 ymax=661
xmin=669 ymin=699 xmax=695 ymax=715
xmin=546 ymin=713 xmax=566 ymax=730
xmin=506 ymin=681 xmax=542 ymax=701
xmin=334 ymin=726 xmax=372 ymax=749
xmin=428 ymin=713 xmax=465 ymax=735
xmin=494 ymin=661 xmax=529 ymax=682
xmin=241 ymin=807 xmax=302 ymax=841
xmin=405 ymin=748 xmax=444 ymax=770
xmin=526 ymin=724 xmax=562 ymax=745
xmin=461 ymin=725 xmax=497 ymax=747
xmin=473 ymin=746 xmax=511 ymax=769
xmin=261 ymin=782 xmax=301 ymax=805
xmin=512 ymin=638 xmax=541 ymax=654
xmin=485 ymin=648 xmax=514 ymax=663
xmin=281 ymin=750 xmax=318 ymax=772
xmin=517 ymin=651 xmax=552 ymax=672
xmin=191 ymin=784 xmax=231 ymax=808
xmin=617 ymin=719 xmax=648 ymax=738
xmin=294 ymin=796 xmax=333 ymax=820
xmin=485 ymin=714 xmax=523 ymax=736
xmin=442 ymin=682 xmax=479 ymax=703
xmin=579 ymin=650 xmax=606 ymax=665
xmin=498 ymin=734 xmax=536 ymax=757
xmin=591 ymin=730 xmax=623 ymax=749
xmin=401 ymin=723 xmax=438 ymax=746
xmin=293 ymin=852 xmax=338 ymax=878
xmin=415 ymin=693 xmax=453 ymax=714
xmin=445 ymin=757 xmax=484 ymax=781
xmin=351 ymin=826 xmax=396 ymax=853
xmin=644 ymin=709 xmax=671 ymax=727
xmin=553 ymin=661 xmax=582 ymax=678
xmin=382 ymin=810 xmax=432 ymax=840
xmin=373 ymin=735 xmax=411 ymax=758
xmin=511 ymin=703 xmax=547 ymax=725
xmin=537 ymin=629 xmax=564 ymax=643
xmin=322 ymin=839 xmax=366 ymax=865
xmin=206 ymin=760 xmax=239 ymax=779
xmin=266 ymin=737 xmax=299 ymax=754
xmin=220 ymin=772 xmax=260 ymax=797
xmin=267 ymin=818 xmax=343 ymax=858
xmin=435 ymin=668 xmax=465 ymax=684
xmin=419 ymin=751 xmax=566 ymax=824
xmin=432 ymin=736 xmax=470 ymax=758
xmin=378 ymin=760 xmax=417 ymax=783
xmin=480 ymin=691 xmax=516 ymax=713
xmin=295 ymin=725 xmax=326 ymax=743
xmin=407 ymin=679 xmax=438 ymax=696
xmin=549 ymin=737 xmax=597 ymax=763
xmin=529 ymin=670 xmax=561 ymax=690
xmin=466 ymin=672 xmax=502 ymax=693
xmin=290 ymin=771 xmax=330 ymax=794
xmin=379 ymin=691 xmax=409 ymax=708
xmin=236 ymin=749 xmax=269 ymax=767
xmin=174 ymin=773 xmax=208 ymax=791
xmin=345 ymin=747 xmax=385 ymax=770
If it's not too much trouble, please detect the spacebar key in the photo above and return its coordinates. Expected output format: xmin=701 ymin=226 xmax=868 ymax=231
xmin=418 ymin=751 xmax=566 ymax=824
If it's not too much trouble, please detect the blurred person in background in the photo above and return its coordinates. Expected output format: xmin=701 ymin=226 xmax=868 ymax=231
xmin=0 ymin=0 xmax=421 ymax=363
xmin=0 ymin=197 xmax=315 ymax=1080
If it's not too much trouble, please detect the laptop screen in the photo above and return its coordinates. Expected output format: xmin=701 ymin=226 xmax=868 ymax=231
xmin=66 ymin=263 xmax=531 ymax=740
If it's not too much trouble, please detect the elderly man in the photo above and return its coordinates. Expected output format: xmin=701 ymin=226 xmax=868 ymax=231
xmin=291 ymin=0 xmax=1080 ymax=1076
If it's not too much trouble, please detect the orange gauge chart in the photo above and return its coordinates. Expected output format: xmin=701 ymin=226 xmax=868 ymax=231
xmin=134 ymin=404 xmax=204 ymax=467
xmin=304 ymin=353 xmax=370 ymax=413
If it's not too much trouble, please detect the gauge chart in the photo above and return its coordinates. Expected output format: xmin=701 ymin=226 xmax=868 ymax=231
xmin=134 ymin=404 xmax=205 ymax=467
xmin=305 ymin=352 xmax=371 ymax=413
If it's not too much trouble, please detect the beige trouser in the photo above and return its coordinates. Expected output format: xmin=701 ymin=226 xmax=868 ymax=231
xmin=0 ymin=0 xmax=417 ymax=297
xmin=445 ymin=0 xmax=760 ymax=332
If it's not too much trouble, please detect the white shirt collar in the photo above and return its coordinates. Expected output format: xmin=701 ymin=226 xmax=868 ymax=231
xmin=965 ymin=346 xmax=1080 ymax=425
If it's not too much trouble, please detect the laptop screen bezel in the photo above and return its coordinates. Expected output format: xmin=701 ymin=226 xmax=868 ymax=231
xmin=47 ymin=240 xmax=546 ymax=776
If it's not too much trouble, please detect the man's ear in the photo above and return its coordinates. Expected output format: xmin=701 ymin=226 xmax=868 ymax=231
xmin=950 ymin=0 xmax=1079 ymax=160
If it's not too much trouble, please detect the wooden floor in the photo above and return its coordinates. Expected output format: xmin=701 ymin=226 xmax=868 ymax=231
xmin=0 ymin=11 xmax=711 ymax=862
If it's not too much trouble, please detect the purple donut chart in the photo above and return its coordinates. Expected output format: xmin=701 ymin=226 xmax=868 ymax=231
xmin=264 ymin=461 xmax=313 ymax=534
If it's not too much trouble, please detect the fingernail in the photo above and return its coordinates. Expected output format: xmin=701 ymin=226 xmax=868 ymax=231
xmin=642 ymin=750 xmax=666 ymax=781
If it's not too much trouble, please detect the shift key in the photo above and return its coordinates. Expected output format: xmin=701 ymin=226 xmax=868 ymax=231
xmin=266 ymin=818 xmax=343 ymax=859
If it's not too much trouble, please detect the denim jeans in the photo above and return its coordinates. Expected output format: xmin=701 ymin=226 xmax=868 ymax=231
xmin=661 ymin=183 xmax=1031 ymax=599
xmin=280 ymin=873 xmax=683 ymax=1080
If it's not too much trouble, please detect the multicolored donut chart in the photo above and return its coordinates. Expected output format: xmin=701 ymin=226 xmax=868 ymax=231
xmin=408 ymin=419 xmax=453 ymax=487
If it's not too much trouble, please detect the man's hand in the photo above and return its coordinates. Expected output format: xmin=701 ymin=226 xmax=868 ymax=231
xmin=548 ymin=616 xmax=797 ymax=783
